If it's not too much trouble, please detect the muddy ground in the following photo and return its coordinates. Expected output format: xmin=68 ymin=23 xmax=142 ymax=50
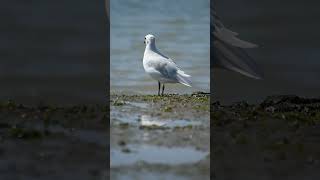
xmin=110 ymin=93 xmax=210 ymax=180
xmin=0 ymin=93 xmax=210 ymax=180
xmin=213 ymin=95 xmax=320 ymax=180
xmin=0 ymin=101 xmax=109 ymax=180
xmin=1 ymin=94 xmax=319 ymax=180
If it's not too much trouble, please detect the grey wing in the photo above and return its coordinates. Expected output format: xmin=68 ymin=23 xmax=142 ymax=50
xmin=150 ymin=57 xmax=178 ymax=79
xmin=154 ymin=49 xmax=182 ymax=70
xmin=212 ymin=10 xmax=263 ymax=79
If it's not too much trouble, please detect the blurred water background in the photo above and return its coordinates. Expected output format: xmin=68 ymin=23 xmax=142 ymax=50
xmin=214 ymin=0 xmax=320 ymax=104
xmin=0 ymin=0 xmax=107 ymax=105
xmin=110 ymin=0 xmax=210 ymax=94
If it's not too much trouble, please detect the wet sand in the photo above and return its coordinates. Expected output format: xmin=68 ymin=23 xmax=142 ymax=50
xmin=213 ymin=95 xmax=320 ymax=180
xmin=110 ymin=93 xmax=210 ymax=180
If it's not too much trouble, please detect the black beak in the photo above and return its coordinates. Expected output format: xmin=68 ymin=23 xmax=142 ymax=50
xmin=144 ymin=40 xmax=145 ymax=44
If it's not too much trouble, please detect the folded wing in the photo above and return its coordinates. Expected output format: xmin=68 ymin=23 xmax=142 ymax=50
xmin=212 ymin=10 xmax=263 ymax=79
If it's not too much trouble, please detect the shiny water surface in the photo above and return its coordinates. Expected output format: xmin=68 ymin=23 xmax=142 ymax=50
xmin=111 ymin=0 xmax=210 ymax=94
xmin=111 ymin=144 xmax=208 ymax=167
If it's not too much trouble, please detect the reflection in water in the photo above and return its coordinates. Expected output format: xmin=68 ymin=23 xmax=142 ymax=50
xmin=111 ymin=101 xmax=202 ymax=128
xmin=110 ymin=97 xmax=210 ymax=179
xmin=108 ymin=98 xmax=209 ymax=180
xmin=140 ymin=115 xmax=201 ymax=128
xmin=111 ymin=110 xmax=201 ymax=128
xmin=126 ymin=101 xmax=149 ymax=109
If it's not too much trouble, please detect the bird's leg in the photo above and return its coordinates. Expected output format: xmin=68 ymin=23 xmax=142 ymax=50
xmin=158 ymin=81 xmax=161 ymax=96
xmin=161 ymin=84 xmax=165 ymax=96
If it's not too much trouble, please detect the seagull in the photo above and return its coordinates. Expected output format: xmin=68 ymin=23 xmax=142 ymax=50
xmin=143 ymin=34 xmax=192 ymax=96
xmin=212 ymin=10 xmax=263 ymax=79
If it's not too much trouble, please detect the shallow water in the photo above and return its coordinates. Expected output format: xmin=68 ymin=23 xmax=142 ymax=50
xmin=111 ymin=172 xmax=190 ymax=180
xmin=111 ymin=102 xmax=200 ymax=128
xmin=110 ymin=0 xmax=210 ymax=94
xmin=140 ymin=115 xmax=201 ymax=128
xmin=111 ymin=144 xmax=207 ymax=167
xmin=110 ymin=95 xmax=210 ymax=179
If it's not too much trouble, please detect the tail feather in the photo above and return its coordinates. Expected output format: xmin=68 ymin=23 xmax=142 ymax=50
xmin=177 ymin=71 xmax=192 ymax=87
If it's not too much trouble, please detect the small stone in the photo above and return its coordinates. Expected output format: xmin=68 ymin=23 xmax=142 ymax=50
xmin=118 ymin=140 xmax=126 ymax=146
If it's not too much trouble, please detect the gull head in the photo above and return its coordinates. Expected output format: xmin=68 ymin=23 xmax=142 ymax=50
xmin=144 ymin=34 xmax=156 ymax=45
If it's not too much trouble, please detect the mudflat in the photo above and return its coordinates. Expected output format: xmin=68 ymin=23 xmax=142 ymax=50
xmin=0 ymin=101 xmax=108 ymax=180
xmin=213 ymin=95 xmax=320 ymax=180
xmin=110 ymin=93 xmax=210 ymax=180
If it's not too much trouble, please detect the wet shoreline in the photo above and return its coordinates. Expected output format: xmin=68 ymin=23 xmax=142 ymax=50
xmin=0 ymin=102 xmax=108 ymax=180
xmin=1 ymin=94 xmax=319 ymax=179
xmin=111 ymin=93 xmax=210 ymax=180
